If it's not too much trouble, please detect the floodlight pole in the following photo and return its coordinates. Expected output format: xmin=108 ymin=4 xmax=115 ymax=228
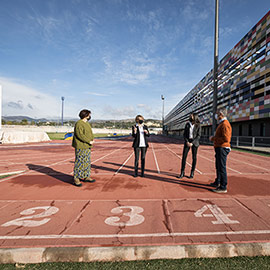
xmin=61 ymin=96 xmax=65 ymax=126
xmin=161 ymin=95 xmax=165 ymax=133
xmin=0 ymin=85 xmax=2 ymax=130
xmin=212 ymin=0 xmax=219 ymax=135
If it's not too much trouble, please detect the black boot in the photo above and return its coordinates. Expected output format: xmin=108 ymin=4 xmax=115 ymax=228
xmin=141 ymin=159 xmax=145 ymax=177
xmin=189 ymin=171 xmax=194 ymax=179
xmin=141 ymin=167 xmax=145 ymax=177
xmin=177 ymin=171 xmax=185 ymax=179
xmin=134 ymin=169 xmax=138 ymax=177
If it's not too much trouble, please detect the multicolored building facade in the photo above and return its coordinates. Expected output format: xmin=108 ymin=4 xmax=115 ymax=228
xmin=164 ymin=11 xmax=270 ymax=137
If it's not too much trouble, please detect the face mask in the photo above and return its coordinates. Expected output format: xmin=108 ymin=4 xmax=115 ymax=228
xmin=138 ymin=120 xmax=144 ymax=124
xmin=189 ymin=117 xmax=193 ymax=122
xmin=87 ymin=116 xmax=91 ymax=121
xmin=214 ymin=113 xmax=218 ymax=120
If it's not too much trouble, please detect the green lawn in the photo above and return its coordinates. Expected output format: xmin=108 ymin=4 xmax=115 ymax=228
xmin=47 ymin=133 xmax=130 ymax=140
xmin=1 ymin=256 xmax=270 ymax=270
xmin=232 ymin=147 xmax=270 ymax=157
xmin=0 ymin=174 xmax=12 ymax=179
xmin=47 ymin=133 xmax=66 ymax=140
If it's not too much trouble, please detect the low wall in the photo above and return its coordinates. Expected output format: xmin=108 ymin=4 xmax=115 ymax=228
xmin=0 ymin=130 xmax=50 ymax=144
xmin=1 ymin=125 xmax=74 ymax=133
xmin=1 ymin=126 xmax=161 ymax=135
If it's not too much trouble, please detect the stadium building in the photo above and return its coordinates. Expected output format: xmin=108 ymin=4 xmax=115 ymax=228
xmin=164 ymin=11 xmax=270 ymax=144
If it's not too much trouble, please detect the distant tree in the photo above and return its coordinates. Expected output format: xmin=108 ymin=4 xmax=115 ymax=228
xmin=21 ymin=119 xmax=28 ymax=125
xmin=2 ymin=119 xmax=6 ymax=125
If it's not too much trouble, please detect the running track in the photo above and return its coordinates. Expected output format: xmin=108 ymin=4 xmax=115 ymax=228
xmin=0 ymin=135 xmax=270 ymax=259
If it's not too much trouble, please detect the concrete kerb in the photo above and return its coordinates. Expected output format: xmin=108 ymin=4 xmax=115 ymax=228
xmin=0 ymin=242 xmax=270 ymax=264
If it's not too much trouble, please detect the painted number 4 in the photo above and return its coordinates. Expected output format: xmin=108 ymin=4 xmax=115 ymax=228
xmin=194 ymin=204 xmax=239 ymax=224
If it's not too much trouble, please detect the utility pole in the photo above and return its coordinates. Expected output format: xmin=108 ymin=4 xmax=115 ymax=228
xmin=161 ymin=95 xmax=165 ymax=133
xmin=212 ymin=0 xmax=219 ymax=135
xmin=0 ymin=85 xmax=2 ymax=130
xmin=61 ymin=96 xmax=65 ymax=126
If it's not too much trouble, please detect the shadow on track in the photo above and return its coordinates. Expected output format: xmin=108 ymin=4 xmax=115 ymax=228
xmin=93 ymin=162 xmax=213 ymax=192
xmin=26 ymin=164 xmax=73 ymax=186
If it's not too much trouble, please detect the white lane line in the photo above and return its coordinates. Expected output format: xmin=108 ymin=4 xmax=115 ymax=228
xmin=0 ymin=157 xmax=74 ymax=184
xmin=163 ymin=145 xmax=202 ymax=175
xmin=198 ymin=154 xmax=242 ymax=174
xmin=0 ymin=197 xmax=266 ymax=202
xmin=92 ymin=143 xmax=130 ymax=164
xmin=0 ymin=170 xmax=25 ymax=176
xmin=0 ymin=153 xmax=73 ymax=163
xmin=228 ymin=157 xmax=270 ymax=172
xmin=114 ymin=152 xmax=134 ymax=175
xmin=1 ymin=230 xmax=270 ymax=240
xmin=69 ymin=143 xmax=131 ymax=174
xmin=151 ymin=143 xmax=160 ymax=174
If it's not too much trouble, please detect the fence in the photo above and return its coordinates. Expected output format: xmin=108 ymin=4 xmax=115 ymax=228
xmin=200 ymin=135 xmax=270 ymax=148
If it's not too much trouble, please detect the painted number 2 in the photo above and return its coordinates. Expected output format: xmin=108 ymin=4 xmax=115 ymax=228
xmin=1 ymin=206 xmax=59 ymax=227
xmin=105 ymin=206 xmax=145 ymax=226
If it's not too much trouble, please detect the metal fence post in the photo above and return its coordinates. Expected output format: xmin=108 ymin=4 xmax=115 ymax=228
xmin=252 ymin=137 xmax=255 ymax=148
xmin=236 ymin=136 xmax=239 ymax=147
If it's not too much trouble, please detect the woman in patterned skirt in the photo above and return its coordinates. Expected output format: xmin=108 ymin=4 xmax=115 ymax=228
xmin=72 ymin=109 xmax=95 ymax=187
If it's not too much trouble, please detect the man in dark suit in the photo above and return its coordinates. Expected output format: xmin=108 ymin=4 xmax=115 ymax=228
xmin=177 ymin=113 xmax=201 ymax=179
xmin=132 ymin=115 xmax=150 ymax=177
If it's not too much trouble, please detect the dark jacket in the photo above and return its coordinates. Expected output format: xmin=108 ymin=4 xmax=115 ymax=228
xmin=183 ymin=122 xmax=201 ymax=147
xmin=132 ymin=124 xmax=150 ymax=148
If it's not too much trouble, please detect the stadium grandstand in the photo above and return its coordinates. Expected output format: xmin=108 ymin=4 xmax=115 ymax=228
xmin=164 ymin=11 xmax=270 ymax=144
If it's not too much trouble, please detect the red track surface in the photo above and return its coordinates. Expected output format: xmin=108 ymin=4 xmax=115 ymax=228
xmin=0 ymin=136 xmax=270 ymax=249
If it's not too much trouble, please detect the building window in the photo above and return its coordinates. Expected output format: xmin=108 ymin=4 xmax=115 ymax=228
xmin=239 ymin=124 xmax=242 ymax=136
xmin=260 ymin=123 xmax=266 ymax=137
xmin=248 ymin=124 xmax=253 ymax=136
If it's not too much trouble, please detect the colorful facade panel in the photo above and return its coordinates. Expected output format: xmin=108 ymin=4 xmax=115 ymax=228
xmin=165 ymin=11 xmax=270 ymax=131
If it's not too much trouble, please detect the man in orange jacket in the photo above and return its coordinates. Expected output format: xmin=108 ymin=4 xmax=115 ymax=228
xmin=209 ymin=108 xmax=232 ymax=193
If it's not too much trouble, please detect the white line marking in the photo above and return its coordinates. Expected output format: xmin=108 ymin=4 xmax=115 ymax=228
xmin=92 ymin=143 xmax=130 ymax=164
xmin=0 ymin=197 xmax=267 ymax=202
xmin=69 ymin=143 xmax=131 ymax=174
xmin=114 ymin=152 xmax=134 ymax=175
xmin=0 ymin=153 xmax=73 ymax=163
xmin=198 ymin=154 xmax=242 ymax=174
xmin=0 ymin=157 xmax=74 ymax=184
xmin=0 ymin=230 xmax=270 ymax=240
xmin=0 ymin=170 xmax=25 ymax=176
xmin=163 ymin=145 xmax=203 ymax=175
xmin=228 ymin=157 xmax=270 ymax=172
xmin=151 ymin=143 xmax=160 ymax=174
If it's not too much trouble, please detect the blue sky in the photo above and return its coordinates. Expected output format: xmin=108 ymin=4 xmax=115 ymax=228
xmin=0 ymin=0 xmax=269 ymax=120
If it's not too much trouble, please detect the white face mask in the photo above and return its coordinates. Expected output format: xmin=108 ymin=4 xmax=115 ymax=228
xmin=215 ymin=113 xmax=218 ymax=120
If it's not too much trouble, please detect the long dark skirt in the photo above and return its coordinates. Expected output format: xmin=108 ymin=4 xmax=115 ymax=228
xmin=73 ymin=149 xmax=91 ymax=179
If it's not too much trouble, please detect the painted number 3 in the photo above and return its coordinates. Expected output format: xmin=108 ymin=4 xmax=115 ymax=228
xmin=1 ymin=206 xmax=59 ymax=227
xmin=105 ymin=206 xmax=145 ymax=226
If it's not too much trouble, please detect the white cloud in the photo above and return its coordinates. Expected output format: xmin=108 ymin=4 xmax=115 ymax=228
xmin=85 ymin=92 xmax=110 ymax=97
xmin=0 ymin=77 xmax=78 ymax=118
xmin=102 ymin=105 xmax=136 ymax=118
xmin=102 ymin=50 xmax=160 ymax=85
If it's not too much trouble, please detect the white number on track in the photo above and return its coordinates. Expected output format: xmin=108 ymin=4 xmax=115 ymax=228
xmin=194 ymin=204 xmax=239 ymax=224
xmin=1 ymin=206 xmax=59 ymax=227
xmin=105 ymin=206 xmax=145 ymax=226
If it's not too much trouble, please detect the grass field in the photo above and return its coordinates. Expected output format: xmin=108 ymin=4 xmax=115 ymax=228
xmin=47 ymin=132 xmax=66 ymax=140
xmin=47 ymin=133 xmax=129 ymax=140
xmin=0 ymin=175 xmax=12 ymax=179
xmin=232 ymin=147 xmax=270 ymax=157
xmin=1 ymin=256 xmax=270 ymax=270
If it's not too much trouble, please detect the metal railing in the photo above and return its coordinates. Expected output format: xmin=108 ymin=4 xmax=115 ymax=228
xmin=200 ymin=135 xmax=270 ymax=148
